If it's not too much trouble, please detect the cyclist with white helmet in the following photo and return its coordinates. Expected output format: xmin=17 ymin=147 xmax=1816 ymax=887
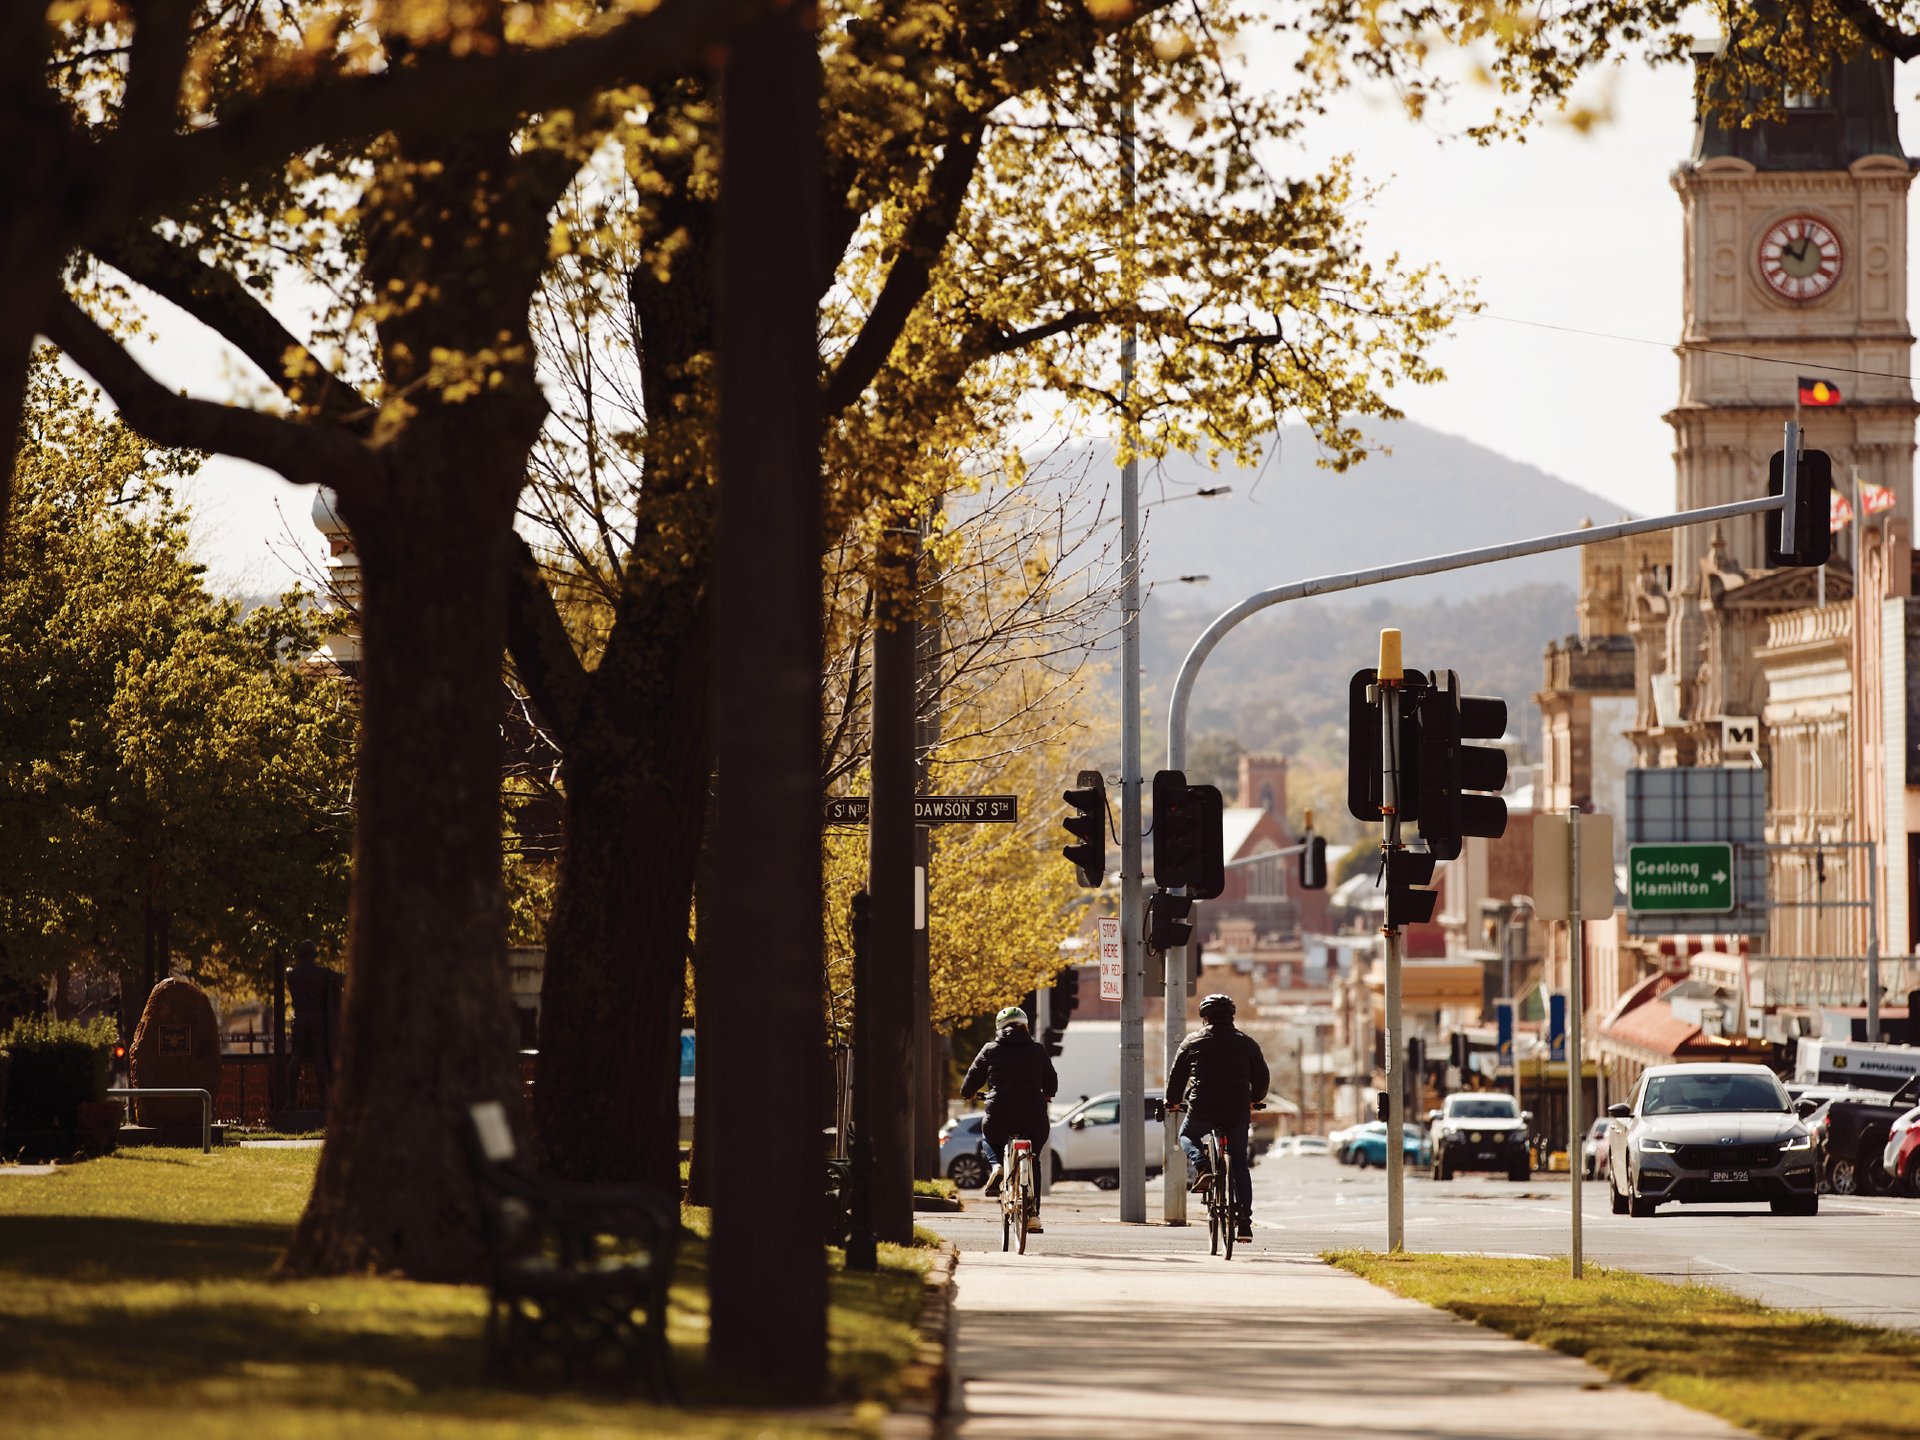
xmin=1166 ymin=992 xmax=1270 ymax=1242
xmin=960 ymin=1004 xmax=1059 ymax=1230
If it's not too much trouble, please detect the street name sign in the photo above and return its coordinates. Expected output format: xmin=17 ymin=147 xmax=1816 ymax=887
xmin=822 ymin=795 xmax=1019 ymax=825
xmin=1627 ymin=842 xmax=1735 ymax=914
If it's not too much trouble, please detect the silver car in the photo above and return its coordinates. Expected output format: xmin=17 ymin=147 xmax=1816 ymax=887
xmin=1605 ymin=1062 xmax=1818 ymax=1217
xmin=938 ymin=1111 xmax=990 ymax=1189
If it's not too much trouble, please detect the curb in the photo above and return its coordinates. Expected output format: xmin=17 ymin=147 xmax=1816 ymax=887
xmin=881 ymin=1241 xmax=958 ymax=1438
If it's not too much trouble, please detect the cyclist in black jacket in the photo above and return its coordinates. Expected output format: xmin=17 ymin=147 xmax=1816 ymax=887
xmin=961 ymin=1005 xmax=1059 ymax=1228
xmin=1166 ymin=993 xmax=1270 ymax=1241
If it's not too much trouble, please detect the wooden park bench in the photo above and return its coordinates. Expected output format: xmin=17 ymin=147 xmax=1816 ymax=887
xmin=463 ymin=1101 xmax=679 ymax=1398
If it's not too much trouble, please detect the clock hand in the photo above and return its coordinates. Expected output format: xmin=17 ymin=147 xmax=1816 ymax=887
xmin=1786 ymin=237 xmax=1811 ymax=262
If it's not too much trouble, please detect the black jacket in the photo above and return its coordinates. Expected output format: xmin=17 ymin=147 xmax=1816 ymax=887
xmin=1167 ymin=1022 xmax=1271 ymax=1126
xmin=960 ymin=1025 xmax=1058 ymax=1134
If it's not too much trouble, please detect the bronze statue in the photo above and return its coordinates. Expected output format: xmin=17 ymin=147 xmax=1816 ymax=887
xmin=284 ymin=940 xmax=343 ymax=1115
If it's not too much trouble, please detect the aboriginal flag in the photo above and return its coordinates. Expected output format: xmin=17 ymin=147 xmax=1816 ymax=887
xmin=1798 ymin=376 xmax=1843 ymax=406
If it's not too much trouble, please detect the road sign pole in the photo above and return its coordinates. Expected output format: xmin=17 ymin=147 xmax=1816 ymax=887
xmin=1567 ymin=806 xmax=1583 ymax=1280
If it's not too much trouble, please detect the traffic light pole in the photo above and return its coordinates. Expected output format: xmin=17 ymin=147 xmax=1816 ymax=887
xmin=1165 ymin=490 xmax=1787 ymax=790
xmin=1379 ymin=636 xmax=1406 ymax=1254
xmin=1567 ymin=805 xmax=1584 ymax=1279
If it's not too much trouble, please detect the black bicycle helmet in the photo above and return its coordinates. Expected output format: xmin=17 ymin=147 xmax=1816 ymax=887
xmin=1197 ymin=992 xmax=1236 ymax=1020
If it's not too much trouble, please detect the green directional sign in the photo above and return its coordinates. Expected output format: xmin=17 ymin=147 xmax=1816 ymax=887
xmin=1627 ymin=842 xmax=1735 ymax=914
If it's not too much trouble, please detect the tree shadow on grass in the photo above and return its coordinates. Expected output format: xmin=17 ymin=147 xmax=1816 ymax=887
xmin=0 ymin=1215 xmax=292 ymax=1283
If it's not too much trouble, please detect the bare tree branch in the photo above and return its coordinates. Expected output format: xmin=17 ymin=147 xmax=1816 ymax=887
xmin=1823 ymin=0 xmax=1920 ymax=58
xmin=821 ymin=126 xmax=985 ymax=417
xmin=104 ymin=0 xmax=768 ymax=239
xmin=93 ymin=230 xmax=373 ymax=430
xmin=505 ymin=534 xmax=590 ymax=746
xmin=45 ymin=294 xmax=372 ymax=496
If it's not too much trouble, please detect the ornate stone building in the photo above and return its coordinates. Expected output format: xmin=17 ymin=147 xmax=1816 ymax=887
xmin=1624 ymin=52 xmax=1917 ymax=961
xmin=1632 ymin=50 xmax=1916 ymax=775
xmin=1554 ymin=50 xmax=1920 ymax=1085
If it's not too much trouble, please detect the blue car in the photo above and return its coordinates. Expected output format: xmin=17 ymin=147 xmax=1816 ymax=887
xmin=1343 ymin=1121 xmax=1432 ymax=1169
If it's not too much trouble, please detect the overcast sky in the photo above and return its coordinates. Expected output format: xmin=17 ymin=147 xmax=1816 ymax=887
xmin=143 ymin=47 xmax=1907 ymax=595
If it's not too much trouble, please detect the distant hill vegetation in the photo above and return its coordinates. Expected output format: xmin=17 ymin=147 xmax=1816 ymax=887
xmin=1057 ymin=420 xmax=1606 ymax=832
xmin=1122 ymin=417 xmax=1631 ymax=612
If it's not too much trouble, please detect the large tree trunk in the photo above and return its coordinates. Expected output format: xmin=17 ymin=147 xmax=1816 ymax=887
xmin=280 ymin=131 xmax=562 ymax=1281
xmin=708 ymin=8 xmax=826 ymax=1397
xmin=525 ymin=79 xmax=718 ymax=1189
xmin=532 ymin=676 xmax=708 ymax=1188
xmin=280 ymin=478 xmax=526 ymax=1279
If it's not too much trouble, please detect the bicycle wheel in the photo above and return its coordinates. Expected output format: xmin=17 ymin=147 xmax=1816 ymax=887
xmin=1203 ymin=1135 xmax=1220 ymax=1255
xmin=1215 ymin=1137 xmax=1235 ymax=1260
xmin=1000 ymin=1164 xmax=1012 ymax=1251
xmin=1014 ymin=1153 xmax=1030 ymax=1254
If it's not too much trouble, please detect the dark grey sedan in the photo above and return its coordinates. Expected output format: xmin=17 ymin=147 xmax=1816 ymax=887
xmin=1605 ymin=1062 xmax=1818 ymax=1217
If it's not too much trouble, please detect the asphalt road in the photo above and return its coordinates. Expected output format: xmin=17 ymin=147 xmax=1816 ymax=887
xmin=939 ymin=1150 xmax=1920 ymax=1331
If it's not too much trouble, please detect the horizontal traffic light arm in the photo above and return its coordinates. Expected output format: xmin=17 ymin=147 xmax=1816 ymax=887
xmin=1167 ymin=488 xmax=1796 ymax=786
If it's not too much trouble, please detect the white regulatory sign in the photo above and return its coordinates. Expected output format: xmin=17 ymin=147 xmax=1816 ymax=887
xmin=1098 ymin=915 xmax=1123 ymax=1001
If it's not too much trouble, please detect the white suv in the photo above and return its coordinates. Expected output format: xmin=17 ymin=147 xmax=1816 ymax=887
xmin=1429 ymin=1092 xmax=1531 ymax=1182
xmin=1047 ymin=1090 xmax=1166 ymax=1188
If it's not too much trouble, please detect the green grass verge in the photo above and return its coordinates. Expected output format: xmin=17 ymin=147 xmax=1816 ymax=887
xmin=911 ymin=1178 xmax=956 ymax=1201
xmin=0 ymin=1148 xmax=927 ymax=1439
xmin=1329 ymin=1250 xmax=1920 ymax=1440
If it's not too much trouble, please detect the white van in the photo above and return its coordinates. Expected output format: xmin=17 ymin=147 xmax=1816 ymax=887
xmin=1793 ymin=1038 xmax=1920 ymax=1094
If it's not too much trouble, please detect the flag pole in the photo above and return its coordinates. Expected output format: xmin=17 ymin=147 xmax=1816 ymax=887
xmin=1852 ymin=463 xmax=1865 ymax=588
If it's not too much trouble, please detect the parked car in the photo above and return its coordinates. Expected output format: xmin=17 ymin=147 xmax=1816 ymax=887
xmin=1344 ymin=1121 xmax=1432 ymax=1169
xmin=1047 ymin=1089 xmax=1166 ymax=1188
xmin=1880 ymin=1105 xmax=1920 ymax=1197
xmin=1809 ymin=1075 xmax=1920 ymax=1194
xmin=1429 ymin=1093 xmax=1530 ymax=1182
xmin=1581 ymin=1117 xmax=1610 ymax=1179
xmin=1329 ymin=1122 xmax=1365 ymax=1164
xmin=1289 ymin=1135 xmax=1332 ymax=1158
xmin=938 ymin=1111 xmax=989 ymax=1189
xmin=1605 ymin=1062 xmax=1817 ymax=1217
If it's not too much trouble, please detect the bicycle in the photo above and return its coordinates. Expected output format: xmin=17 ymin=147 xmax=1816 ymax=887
xmin=1172 ymin=1102 xmax=1262 ymax=1260
xmin=1201 ymin=1129 xmax=1234 ymax=1258
xmin=1000 ymin=1138 xmax=1037 ymax=1253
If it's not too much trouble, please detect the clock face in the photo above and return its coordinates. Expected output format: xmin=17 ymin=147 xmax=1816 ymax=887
xmin=1758 ymin=215 xmax=1844 ymax=301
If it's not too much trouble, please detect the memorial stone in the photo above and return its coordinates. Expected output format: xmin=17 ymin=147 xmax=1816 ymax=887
xmin=129 ymin=978 xmax=221 ymax=1131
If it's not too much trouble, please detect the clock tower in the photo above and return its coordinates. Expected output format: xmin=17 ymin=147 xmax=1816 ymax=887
xmin=1636 ymin=47 xmax=1918 ymax=766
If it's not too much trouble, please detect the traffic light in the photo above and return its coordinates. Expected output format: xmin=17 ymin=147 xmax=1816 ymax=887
xmin=1385 ymin=848 xmax=1440 ymax=927
xmin=1146 ymin=890 xmax=1193 ymax=951
xmin=1449 ymin=1032 xmax=1469 ymax=1071
xmin=1189 ymin=784 xmax=1225 ymax=900
xmin=1414 ymin=670 xmax=1508 ymax=862
xmin=1300 ymin=835 xmax=1327 ymax=890
xmin=1376 ymin=1089 xmax=1392 ymax=1120
xmin=1062 ymin=769 xmax=1107 ymax=887
xmin=1152 ymin=770 xmax=1196 ymax=888
xmin=1042 ymin=967 xmax=1080 ymax=1056
xmin=1766 ymin=447 xmax=1833 ymax=567
xmin=1346 ymin=667 xmax=1426 ymax=823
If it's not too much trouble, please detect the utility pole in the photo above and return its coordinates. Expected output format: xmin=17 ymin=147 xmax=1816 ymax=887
xmin=1116 ymin=57 xmax=1147 ymax=1226
xmin=913 ymin=531 xmax=941 ymax=1180
xmin=867 ymin=537 xmax=916 ymax=1244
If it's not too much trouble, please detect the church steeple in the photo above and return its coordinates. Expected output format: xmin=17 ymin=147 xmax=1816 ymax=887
xmin=1691 ymin=46 xmax=1904 ymax=171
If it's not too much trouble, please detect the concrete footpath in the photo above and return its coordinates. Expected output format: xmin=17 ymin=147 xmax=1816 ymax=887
xmin=927 ymin=1199 xmax=1750 ymax=1440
